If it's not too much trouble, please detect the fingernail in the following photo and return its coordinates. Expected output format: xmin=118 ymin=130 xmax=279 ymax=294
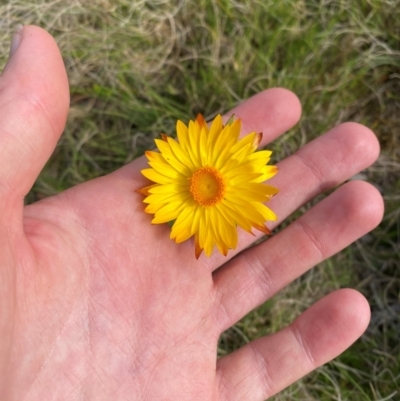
xmin=10 ymin=25 xmax=24 ymax=57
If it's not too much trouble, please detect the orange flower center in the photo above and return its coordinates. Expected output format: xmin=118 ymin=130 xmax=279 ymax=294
xmin=189 ymin=166 xmax=226 ymax=206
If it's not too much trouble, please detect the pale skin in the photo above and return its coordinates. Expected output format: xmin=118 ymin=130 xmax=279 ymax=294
xmin=0 ymin=26 xmax=384 ymax=401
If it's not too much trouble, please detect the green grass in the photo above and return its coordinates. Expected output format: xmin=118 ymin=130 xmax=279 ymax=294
xmin=1 ymin=0 xmax=399 ymax=399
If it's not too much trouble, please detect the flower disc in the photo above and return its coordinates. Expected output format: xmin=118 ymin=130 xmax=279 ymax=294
xmin=189 ymin=166 xmax=226 ymax=206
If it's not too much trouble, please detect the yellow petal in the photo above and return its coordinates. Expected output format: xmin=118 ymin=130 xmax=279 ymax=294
xmin=198 ymin=214 xmax=208 ymax=251
xmin=148 ymin=161 xmax=186 ymax=179
xmin=148 ymin=183 xmax=188 ymax=194
xmin=199 ymin=126 xmax=209 ymax=165
xmin=141 ymin=168 xmax=174 ymax=185
xmin=208 ymin=114 xmax=223 ymax=150
xmin=176 ymin=120 xmax=189 ymax=150
xmin=167 ymin=136 xmax=195 ymax=172
xmin=253 ymin=223 xmax=272 ymax=235
xmin=136 ymin=184 xmax=158 ymax=196
xmin=196 ymin=113 xmax=207 ymax=129
xmin=203 ymin=209 xmax=214 ymax=257
xmin=209 ymin=207 xmax=230 ymax=255
xmin=219 ymin=200 xmax=254 ymax=234
xmin=227 ymin=172 xmax=264 ymax=186
xmin=170 ymin=205 xmax=196 ymax=243
xmin=252 ymin=202 xmax=278 ymax=221
xmin=154 ymin=138 xmax=193 ymax=175
xmin=152 ymin=199 xmax=190 ymax=224
xmin=143 ymin=191 xmax=188 ymax=205
xmin=213 ymin=119 xmax=241 ymax=169
xmin=225 ymin=197 xmax=267 ymax=227
xmin=144 ymin=202 xmax=164 ymax=214
xmin=195 ymin=233 xmax=202 ymax=259
xmin=187 ymin=119 xmax=201 ymax=166
xmin=230 ymin=132 xmax=258 ymax=157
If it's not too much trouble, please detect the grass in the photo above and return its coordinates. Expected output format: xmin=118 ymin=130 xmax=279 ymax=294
xmin=1 ymin=0 xmax=399 ymax=399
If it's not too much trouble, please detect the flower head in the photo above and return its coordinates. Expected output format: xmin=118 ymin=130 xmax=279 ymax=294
xmin=137 ymin=114 xmax=278 ymax=258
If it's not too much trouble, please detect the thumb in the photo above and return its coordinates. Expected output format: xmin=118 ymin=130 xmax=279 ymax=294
xmin=0 ymin=25 xmax=69 ymax=213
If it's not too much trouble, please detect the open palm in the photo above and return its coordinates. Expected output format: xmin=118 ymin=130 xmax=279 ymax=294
xmin=1 ymin=27 xmax=383 ymax=401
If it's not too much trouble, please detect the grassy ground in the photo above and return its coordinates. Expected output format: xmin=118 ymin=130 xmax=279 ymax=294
xmin=1 ymin=0 xmax=399 ymax=399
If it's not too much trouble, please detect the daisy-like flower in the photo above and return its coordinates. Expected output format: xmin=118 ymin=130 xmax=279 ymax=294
xmin=137 ymin=114 xmax=279 ymax=258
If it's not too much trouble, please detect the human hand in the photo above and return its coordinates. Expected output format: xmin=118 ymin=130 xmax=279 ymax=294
xmin=0 ymin=26 xmax=383 ymax=401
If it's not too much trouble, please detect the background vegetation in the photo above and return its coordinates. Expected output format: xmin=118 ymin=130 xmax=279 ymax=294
xmin=1 ymin=0 xmax=399 ymax=399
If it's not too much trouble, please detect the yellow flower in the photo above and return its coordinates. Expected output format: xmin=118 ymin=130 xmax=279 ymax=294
xmin=137 ymin=114 xmax=279 ymax=258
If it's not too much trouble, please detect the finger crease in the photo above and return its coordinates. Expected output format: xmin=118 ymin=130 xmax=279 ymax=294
xmin=243 ymin=252 xmax=274 ymax=300
xmin=293 ymin=152 xmax=329 ymax=194
xmin=249 ymin=341 xmax=275 ymax=398
xmin=289 ymin=321 xmax=316 ymax=369
xmin=296 ymin=218 xmax=325 ymax=261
